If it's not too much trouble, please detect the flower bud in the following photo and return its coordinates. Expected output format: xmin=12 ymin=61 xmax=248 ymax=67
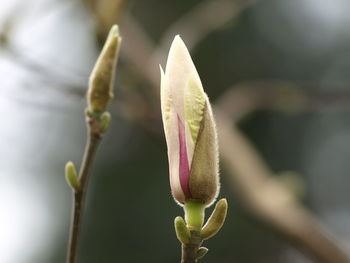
xmin=160 ymin=35 xmax=219 ymax=207
xmin=174 ymin=216 xmax=191 ymax=244
xmin=196 ymin=247 xmax=209 ymax=259
xmin=99 ymin=112 xmax=112 ymax=133
xmin=65 ymin=161 xmax=79 ymax=190
xmin=87 ymin=25 xmax=121 ymax=114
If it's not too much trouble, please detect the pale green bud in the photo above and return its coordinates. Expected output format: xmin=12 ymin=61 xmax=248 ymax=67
xmin=99 ymin=112 xmax=112 ymax=133
xmin=65 ymin=161 xmax=79 ymax=190
xmin=88 ymin=25 xmax=121 ymax=114
xmin=174 ymin=216 xmax=191 ymax=244
xmin=201 ymin=199 xmax=228 ymax=240
xmin=196 ymin=247 xmax=208 ymax=259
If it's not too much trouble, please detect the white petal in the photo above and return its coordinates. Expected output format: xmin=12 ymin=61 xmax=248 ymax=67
xmin=160 ymin=66 xmax=170 ymax=123
xmin=164 ymin=35 xmax=204 ymax=123
xmin=160 ymin=65 xmax=185 ymax=204
xmin=164 ymin=36 xmax=205 ymax=167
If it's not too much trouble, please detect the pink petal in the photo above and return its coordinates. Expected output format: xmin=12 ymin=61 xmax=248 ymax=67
xmin=178 ymin=116 xmax=191 ymax=198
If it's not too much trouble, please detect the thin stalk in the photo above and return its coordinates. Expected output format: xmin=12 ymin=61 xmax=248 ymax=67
xmin=181 ymin=231 xmax=202 ymax=263
xmin=67 ymin=118 xmax=102 ymax=263
xmin=184 ymin=201 xmax=205 ymax=231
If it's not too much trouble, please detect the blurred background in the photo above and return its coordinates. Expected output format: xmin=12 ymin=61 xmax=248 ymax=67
xmin=1 ymin=0 xmax=350 ymax=262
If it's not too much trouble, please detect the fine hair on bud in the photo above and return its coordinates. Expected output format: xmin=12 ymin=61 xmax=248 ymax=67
xmin=189 ymin=100 xmax=220 ymax=207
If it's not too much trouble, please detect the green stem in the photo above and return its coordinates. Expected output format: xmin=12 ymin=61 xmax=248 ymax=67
xmin=184 ymin=200 xmax=205 ymax=230
xmin=181 ymin=201 xmax=205 ymax=263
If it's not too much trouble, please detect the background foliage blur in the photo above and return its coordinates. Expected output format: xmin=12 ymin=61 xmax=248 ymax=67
xmin=1 ymin=0 xmax=350 ymax=262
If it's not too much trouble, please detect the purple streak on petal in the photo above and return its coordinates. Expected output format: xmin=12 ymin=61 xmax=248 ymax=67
xmin=178 ymin=116 xmax=191 ymax=198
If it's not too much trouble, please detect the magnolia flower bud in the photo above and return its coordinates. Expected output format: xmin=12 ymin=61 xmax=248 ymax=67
xmin=160 ymin=35 xmax=219 ymax=207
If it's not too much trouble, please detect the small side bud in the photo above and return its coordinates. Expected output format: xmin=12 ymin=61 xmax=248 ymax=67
xmin=65 ymin=161 xmax=79 ymax=190
xmin=174 ymin=216 xmax=191 ymax=244
xmin=201 ymin=198 xmax=227 ymax=240
xmin=88 ymin=24 xmax=122 ymax=114
xmin=100 ymin=112 xmax=111 ymax=133
xmin=196 ymin=247 xmax=208 ymax=259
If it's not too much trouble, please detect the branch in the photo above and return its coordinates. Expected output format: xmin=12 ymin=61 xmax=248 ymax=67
xmin=214 ymin=81 xmax=305 ymax=121
xmin=120 ymin=15 xmax=160 ymax=89
xmin=66 ymin=25 xmax=121 ymax=263
xmin=214 ymin=88 xmax=350 ymax=262
xmin=82 ymin=0 xmax=129 ymax=42
xmin=67 ymin=116 xmax=103 ymax=263
xmin=152 ymin=0 xmax=261 ymax=65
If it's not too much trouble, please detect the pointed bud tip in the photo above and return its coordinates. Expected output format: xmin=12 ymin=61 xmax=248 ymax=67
xmin=174 ymin=34 xmax=185 ymax=43
xmin=170 ymin=34 xmax=187 ymax=51
xmin=174 ymin=34 xmax=182 ymax=42
xmin=174 ymin=216 xmax=184 ymax=226
xmin=218 ymin=198 xmax=227 ymax=206
xmin=104 ymin=24 xmax=121 ymax=50
xmin=107 ymin=25 xmax=122 ymax=43
xmin=167 ymin=34 xmax=190 ymax=63
xmin=110 ymin=25 xmax=119 ymax=37
xmin=215 ymin=198 xmax=228 ymax=215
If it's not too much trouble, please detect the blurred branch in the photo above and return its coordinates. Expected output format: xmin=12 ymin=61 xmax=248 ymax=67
xmin=215 ymin=105 xmax=350 ymax=263
xmin=215 ymin=81 xmax=306 ymax=121
xmin=214 ymin=84 xmax=350 ymax=262
xmin=1 ymin=45 xmax=86 ymax=93
xmin=0 ymin=21 xmax=85 ymax=95
xmin=82 ymin=0 xmax=129 ymax=42
xmin=120 ymin=15 xmax=160 ymax=89
xmin=0 ymin=2 xmax=88 ymax=94
xmin=152 ymin=0 xmax=261 ymax=65
xmin=87 ymin=0 xmax=262 ymax=90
